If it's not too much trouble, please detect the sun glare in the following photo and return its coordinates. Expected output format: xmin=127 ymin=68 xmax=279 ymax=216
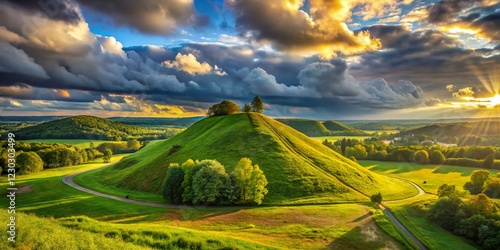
xmin=491 ymin=94 xmax=500 ymax=106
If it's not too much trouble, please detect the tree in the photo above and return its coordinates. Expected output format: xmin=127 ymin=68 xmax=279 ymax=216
xmin=162 ymin=166 xmax=185 ymax=204
xmin=192 ymin=160 xmax=228 ymax=205
xmin=251 ymin=96 xmax=264 ymax=113
xmin=340 ymin=138 xmax=347 ymax=156
xmin=428 ymin=196 xmax=465 ymax=231
xmin=430 ymin=150 xmax=446 ymax=164
xmin=483 ymin=177 xmax=500 ymax=198
xmin=467 ymin=194 xmax=497 ymax=217
xmin=464 ymin=170 xmax=491 ymax=194
xmin=242 ymin=103 xmax=252 ymax=113
xmin=103 ymin=149 xmax=112 ymax=163
xmin=437 ymin=184 xmax=459 ymax=198
xmin=413 ymin=150 xmax=430 ymax=164
xmin=370 ymin=193 xmax=383 ymax=204
xmin=207 ymin=100 xmax=240 ymax=116
xmin=345 ymin=145 xmax=368 ymax=160
xmin=248 ymin=164 xmax=268 ymax=205
xmin=181 ymin=159 xmax=199 ymax=204
xmin=79 ymin=149 xmax=88 ymax=163
xmin=127 ymin=139 xmax=141 ymax=151
xmin=483 ymin=154 xmax=495 ymax=169
xmin=232 ymin=158 xmax=253 ymax=202
xmin=17 ymin=152 xmax=43 ymax=175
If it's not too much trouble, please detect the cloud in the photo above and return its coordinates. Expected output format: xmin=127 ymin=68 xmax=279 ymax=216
xmin=0 ymin=42 xmax=48 ymax=78
xmin=163 ymin=53 xmax=225 ymax=75
xmin=452 ymin=87 xmax=476 ymax=98
xmin=427 ymin=0 xmax=483 ymax=24
xmin=75 ymin=0 xmax=202 ymax=35
xmin=1 ymin=0 xmax=82 ymax=23
xmin=230 ymin=0 xmax=382 ymax=58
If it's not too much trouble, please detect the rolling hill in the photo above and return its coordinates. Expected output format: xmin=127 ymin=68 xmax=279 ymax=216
xmin=14 ymin=115 xmax=165 ymax=140
xmin=399 ymin=121 xmax=500 ymax=138
xmin=277 ymin=118 xmax=366 ymax=136
xmin=98 ymin=113 xmax=414 ymax=204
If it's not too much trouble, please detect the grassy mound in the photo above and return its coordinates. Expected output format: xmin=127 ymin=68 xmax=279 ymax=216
xmin=14 ymin=115 xmax=163 ymax=140
xmin=322 ymin=120 xmax=356 ymax=132
xmin=97 ymin=113 xmax=414 ymax=204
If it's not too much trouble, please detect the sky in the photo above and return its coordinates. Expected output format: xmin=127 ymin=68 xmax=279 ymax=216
xmin=0 ymin=0 xmax=500 ymax=120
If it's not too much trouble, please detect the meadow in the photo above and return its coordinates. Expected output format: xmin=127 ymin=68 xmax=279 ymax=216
xmin=359 ymin=160 xmax=500 ymax=194
xmin=311 ymin=135 xmax=373 ymax=142
xmin=0 ymin=157 xmax=407 ymax=250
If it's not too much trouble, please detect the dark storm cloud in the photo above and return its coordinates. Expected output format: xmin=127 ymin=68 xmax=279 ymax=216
xmin=76 ymin=0 xmax=204 ymax=34
xmin=353 ymin=24 xmax=500 ymax=98
xmin=471 ymin=11 xmax=500 ymax=41
xmin=427 ymin=0 xmax=482 ymax=23
xmin=0 ymin=0 xmax=81 ymax=23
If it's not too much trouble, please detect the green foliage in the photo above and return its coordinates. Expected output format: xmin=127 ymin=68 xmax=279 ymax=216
xmin=345 ymin=145 xmax=368 ymax=160
xmin=370 ymin=193 xmax=382 ymax=204
xmin=251 ymin=96 xmax=264 ymax=113
xmin=242 ymin=103 xmax=252 ymax=113
xmin=192 ymin=160 xmax=229 ymax=205
xmin=464 ymin=170 xmax=491 ymax=195
xmin=413 ymin=150 xmax=430 ymax=164
xmin=428 ymin=196 xmax=466 ymax=231
xmin=15 ymin=115 xmax=167 ymax=140
xmin=437 ymin=184 xmax=459 ymax=198
xmin=430 ymin=150 xmax=446 ymax=164
xmin=484 ymin=154 xmax=495 ymax=169
xmin=207 ymin=100 xmax=240 ymax=116
xmin=483 ymin=177 xmax=500 ymax=198
xmin=391 ymin=149 xmax=412 ymax=162
xmin=278 ymin=119 xmax=364 ymax=137
xmin=340 ymin=138 xmax=347 ymax=156
xmin=248 ymin=164 xmax=268 ymax=205
xmin=127 ymin=139 xmax=141 ymax=151
xmin=103 ymin=149 xmax=113 ymax=163
xmin=445 ymin=158 xmax=483 ymax=168
xmin=17 ymin=152 xmax=44 ymax=175
xmin=162 ymin=166 xmax=184 ymax=204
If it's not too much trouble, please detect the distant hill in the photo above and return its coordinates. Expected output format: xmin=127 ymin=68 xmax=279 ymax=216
xmin=109 ymin=117 xmax=204 ymax=127
xmin=277 ymin=119 xmax=366 ymax=136
xmin=15 ymin=116 xmax=166 ymax=140
xmin=400 ymin=121 xmax=500 ymax=137
xmin=102 ymin=113 xmax=412 ymax=204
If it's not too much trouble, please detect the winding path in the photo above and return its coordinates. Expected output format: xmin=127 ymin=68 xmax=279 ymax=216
xmin=62 ymin=162 xmax=429 ymax=249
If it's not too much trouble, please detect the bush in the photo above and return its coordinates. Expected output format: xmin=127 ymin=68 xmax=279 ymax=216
xmin=391 ymin=149 xmax=412 ymax=162
xmin=162 ymin=166 xmax=185 ymax=204
xmin=345 ymin=145 xmax=368 ymax=160
xmin=430 ymin=150 xmax=446 ymax=164
xmin=444 ymin=158 xmax=483 ymax=168
xmin=17 ymin=152 xmax=44 ymax=175
xmin=370 ymin=193 xmax=382 ymax=204
xmin=413 ymin=150 xmax=430 ymax=164
xmin=484 ymin=154 xmax=495 ymax=169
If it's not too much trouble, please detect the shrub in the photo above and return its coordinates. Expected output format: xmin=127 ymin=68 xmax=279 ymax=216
xmin=430 ymin=150 xmax=446 ymax=164
xmin=345 ymin=145 xmax=368 ymax=160
xmin=349 ymin=156 xmax=357 ymax=163
xmin=207 ymin=100 xmax=240 ymax=116
xmin=17 ymin=152 xmax=43 ymax=175
xmin=162 ymin=166 xmax=185 ymax=204
xmin=370 ymin=193 xmax=382 ymax=204
xmin=483 ymin=154 xmax=495 ymax=169
xmin=391 ymin=149 xmax=412 ymax=162
xmin=464 ymin=170 xmax=491 ymax=195
xmin=413 ymin=150 xmax=430 ymax=164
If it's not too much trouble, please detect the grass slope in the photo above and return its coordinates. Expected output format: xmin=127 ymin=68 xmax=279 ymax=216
xmin=96 ymin=113 xmax=415 ymax=204
xmin=14 ymin=115 xmax=162 ymax=140
xmin=322 ymin=120 xmax=356 ymax=132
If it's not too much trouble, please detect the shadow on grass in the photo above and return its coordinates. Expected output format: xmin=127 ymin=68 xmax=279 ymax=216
xmin=327 ymin=226 xmax=387 ymax=250
xmin=351 ymin=212 xmax=371 ymax=222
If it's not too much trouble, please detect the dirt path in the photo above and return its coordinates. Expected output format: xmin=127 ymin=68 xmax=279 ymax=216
xmin=62 ymin=161 xmax=429 ymax=249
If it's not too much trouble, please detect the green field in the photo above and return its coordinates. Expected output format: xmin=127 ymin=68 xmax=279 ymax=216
xmin=384 ymin=195 xmax=477 ymax=250
xmin=22 ymin=139 xmax=116 ymax=149
xmin=359 ymin=160 xmax=500 ymax=194
xmin=0 ymin=158 xmax=406 ymax=249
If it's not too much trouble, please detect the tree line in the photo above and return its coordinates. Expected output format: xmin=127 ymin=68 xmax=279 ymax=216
xmin=0 ymin=140 xmax=143 ymax=175
xmin=207 ymin=96 xmax=264 ymax=116
xmin=426 ymin=171 xmax=500 ymax=250
xmin=162 ymin=158 xmax=268 ymax=206
xmin=323 ymin=138 xmax=500 ymax=169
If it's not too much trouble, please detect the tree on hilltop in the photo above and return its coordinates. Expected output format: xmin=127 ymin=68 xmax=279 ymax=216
xmin=251 ymin=96 xmax=264 ymax=113
xmin=242 ymin=103 xmax=252 ymax=113
xmin=207 ymin=100 xmax=240 ymax=116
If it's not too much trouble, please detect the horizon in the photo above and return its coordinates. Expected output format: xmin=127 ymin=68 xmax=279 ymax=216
xmin=0 ymin=0 xmax=500 ymax=119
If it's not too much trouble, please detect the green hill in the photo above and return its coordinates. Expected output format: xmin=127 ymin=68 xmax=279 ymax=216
xmin=277 ymin=118 xmax=366 ymax=136
xmin=15 ymin=115 xmax=166 ymax=140
xmin=98 ymin=113 xmax=414 ymax=204
xmin=322 ymin=120 xmax=357 ymax=132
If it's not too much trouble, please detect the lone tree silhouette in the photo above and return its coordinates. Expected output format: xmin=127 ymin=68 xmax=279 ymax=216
xmin=251 ymin=96 xmax=264 ymax=113
xmin=340 ymin=138 xmax=347 ymax=156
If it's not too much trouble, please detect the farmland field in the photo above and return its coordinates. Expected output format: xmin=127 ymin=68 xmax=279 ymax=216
xmin=21 ymin=139 xmax=116 ymax=149
xmin=358 ymin=160 xmax=500 ymax=194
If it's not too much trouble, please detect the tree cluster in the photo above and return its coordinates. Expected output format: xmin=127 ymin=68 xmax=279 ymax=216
xmin=207 ymin=96 xmax=265 ymax=117
xmin=428 ymin=186 xmax=500 ymax=250
xmin=162 ymin=158 xmax=268 ymax=206
xmin=464 ymin=170 xmax=500 ymax=198
xmin=322 ymin=138 xmax=500 ymax=169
